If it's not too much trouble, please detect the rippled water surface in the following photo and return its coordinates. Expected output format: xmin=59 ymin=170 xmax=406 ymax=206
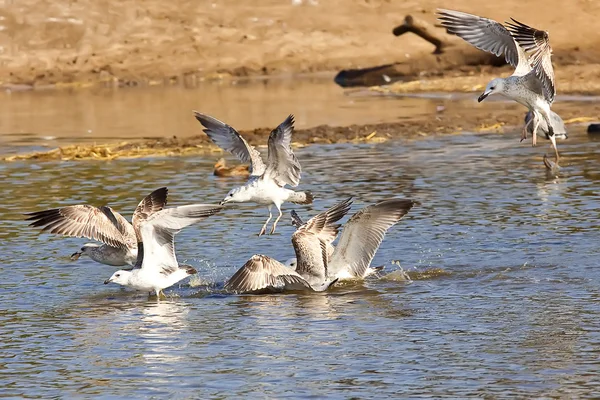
xmin=2 ymin=82 xmax=600 ymax=398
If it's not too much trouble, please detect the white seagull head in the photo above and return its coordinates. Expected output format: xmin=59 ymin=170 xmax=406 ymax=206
xmin=478 ymin=78 xmax=506 ymax=102
xmin=220 ymin=186 xmax=253 ymax=205
xmin=104 ymin=270 xmax=132 ymax=286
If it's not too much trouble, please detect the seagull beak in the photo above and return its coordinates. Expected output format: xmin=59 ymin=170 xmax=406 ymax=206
xmin=104 ymin=278 xmax=112 ymax=285
xmin=478 ymin=90 xmax=491 ymax=103
xmin=70 ymin=251 xmax=82 ymax=261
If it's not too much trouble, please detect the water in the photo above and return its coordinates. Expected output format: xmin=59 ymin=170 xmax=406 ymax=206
xmin=2 ymin=78 xmax=600 ymax=397
xmin=0 ymin=76 xmax=442 ymax=154
xmin=2 ymin=121 xmax=600 ymax=397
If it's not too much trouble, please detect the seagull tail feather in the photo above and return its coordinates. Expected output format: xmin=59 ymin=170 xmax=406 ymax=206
xmin=288 ymin=190 xmax=314 ymax=205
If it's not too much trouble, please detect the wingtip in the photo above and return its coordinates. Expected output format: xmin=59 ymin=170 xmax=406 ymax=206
xmin=149 ymin=187 xmax=169 ymax=209
xmin=192 ymin=111 xmax=228 ymax=129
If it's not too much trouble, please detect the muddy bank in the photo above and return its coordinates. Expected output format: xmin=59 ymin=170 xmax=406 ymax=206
xmin=5 ymin=106 xmax=597 ymax=162
xmin=1 ymin=0 xmax=599 ymax=89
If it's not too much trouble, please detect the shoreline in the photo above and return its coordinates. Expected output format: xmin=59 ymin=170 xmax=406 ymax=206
xmin=4 ymin=105 xmax=596 ymax=162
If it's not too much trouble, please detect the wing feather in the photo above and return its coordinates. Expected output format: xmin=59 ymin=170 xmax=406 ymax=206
xmin=25 ymin=205 xmax=133 ymax=248
xmin=131 ymin=187 xmax=168 ymax=240
xmin=292 ymin=198 xmax=353 ymax=282
xmin=264 ymin=115 xmax=302 ymax=187
xmin=225 ymin=254 xmax=310 ymax=293
xmin=328 ymin=199 xmax=415 ymax=278
xmin=505 ymin=18 xmax=555 ymax=103
xmin=139 ymin=204 xmax=222 ymax=275
xmin=193 ymin=111 xmax=266 ymax=176
xmin=437 ymin=9 xmax=531 ymax=76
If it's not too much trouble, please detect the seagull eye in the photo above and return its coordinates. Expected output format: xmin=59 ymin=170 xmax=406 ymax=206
xmin=115 ymin=274 xmax=120 ymax=278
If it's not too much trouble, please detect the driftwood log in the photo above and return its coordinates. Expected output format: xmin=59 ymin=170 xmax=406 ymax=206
xmin=334 ymin=14 xmax=506 ymax=87
xmin=393 ymin=15 xmax=448 ymax=54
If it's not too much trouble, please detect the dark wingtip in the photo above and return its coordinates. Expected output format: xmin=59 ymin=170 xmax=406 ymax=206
xmin=290 ymin=210 xmax=304 ymax=228
xmin=304 ymin=191 xmax=314 ymax=205
xmin=192 ymin=111 xmax=229 ymax=132
xmin=181 ymin=264 xmax=197 ymax=275
xmin=150 ymin=187 xmax=169 ymax=208
xmin=286 ymin=114 xmax=295 ymax=127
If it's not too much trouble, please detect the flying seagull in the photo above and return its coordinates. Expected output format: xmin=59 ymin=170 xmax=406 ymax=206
xmin=224 ymin=199 xmax=352 ymax=293
xmin=193 ymin=111 xmax=313 ymax=236
xmin=437 ymin=9 xmax=562 ymax=166
xmin=104 ymin=192 xmax=223 ymax=297
xmin=25 ymin=188 xmax=169 ymax=266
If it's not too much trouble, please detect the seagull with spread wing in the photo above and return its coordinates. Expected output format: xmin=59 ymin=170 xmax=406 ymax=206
xmin=104 ymin=192 xmax=222 ymax=297
xmin=224 ymin=198 xmax=414 ymax=293
xmin=193 ymin=112 xmax=313 ymax=236
xmin=25 ymin=187 xmax=169 ymax=266
xmin=291 ymin=198 xmax=415 ymax=281
xmin=437 ymin=9 xmax=563 ymax=167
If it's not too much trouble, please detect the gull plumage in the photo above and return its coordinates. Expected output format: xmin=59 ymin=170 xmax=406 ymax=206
xmin=437 ymin=9 xmax=563 ymax=166
xmin=193 ymin=111 xmax=313 ymax=236
xmin=294 ymin=198 xmax=415 ymax=281
xmin=104 ymin=190 xmax=222 ymax=296
xmin=225 ymin=198 xmax=414 ymax=293
xmin=224 ymin=199 xmax=352 ymax=293
xmin=24 ymin=188 xmax=170 ymax=266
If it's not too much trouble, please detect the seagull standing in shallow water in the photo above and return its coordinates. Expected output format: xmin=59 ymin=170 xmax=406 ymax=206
xmin=25 ymin=188 xmax=170 ymax=266
xmin=193 ymin=112 xmax=313 ymax=236
xmin=437 ymin=9 xmax=562 ymax=166
xmin=104 ymin=190 xmax=222 ymax=297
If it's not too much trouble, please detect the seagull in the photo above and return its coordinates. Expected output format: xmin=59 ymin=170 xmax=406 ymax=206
xmin=104 ymin=194 xmax=223 ymax=297
xmin=524 ymin=110 xmax=568 ymax=170
xmin=291 ymin=198 xmax=415 ymax=280
xmin=224 ymin=199 xmax=353 ymax=293
xmin=524 ymin=110 xmax=567 ymax=141
xmin=24 ymin=187 xmax=169 ymax=266
xmin=437 ymin=9 xmax=562 ymax=166
xmin=193 ymin=111 xmax=314 ymax=236
xmin=224 ymin=198 xmax=415 ymax=293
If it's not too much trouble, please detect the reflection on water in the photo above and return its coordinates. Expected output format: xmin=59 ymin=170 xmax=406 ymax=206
xmin=0 ymin=77 xmax=444 ymax=153
xmin=1 ymin=122 xmax=600 ymax=397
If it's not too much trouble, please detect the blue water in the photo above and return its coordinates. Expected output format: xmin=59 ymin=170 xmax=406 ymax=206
xmin=2 ymin=124 xmax=600 ymax=398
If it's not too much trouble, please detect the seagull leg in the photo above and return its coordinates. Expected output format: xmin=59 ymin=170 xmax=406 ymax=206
xmin=521 ymin=117 xmax=532 ymax=143
xmin=531 ymin=113 xmax=541 ymax=147
xmin=259 ymin=206 xmax=272 ymax=236
xmin=549 ymin=133 xmax=560 ymax=165
xmin=270 ymin=205 xmax=283 ymax=235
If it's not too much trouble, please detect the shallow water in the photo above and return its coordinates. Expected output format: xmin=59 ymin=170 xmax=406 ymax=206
xmin=2 ymin=114 xmax=600 ymax=397
xmin=0 ymin=76 xmax=444 ymax=154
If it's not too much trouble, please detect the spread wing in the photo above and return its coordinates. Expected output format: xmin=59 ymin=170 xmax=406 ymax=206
xmin=131 ymin=187 xmax=168 ymax=239
xmin=225 ymin=254 xmax=311 ymax=293
xmin=139 ymin=204 xmax=223 ymax=275
xmin=130 ymin=187 xmax=169 ymax=268
xmin=193 ymin=111 xmax=266 ymax=176
xmin=25 ymin=204 xmax=134 ymax=249
xmin=264 ymin=115 xmax=302 ymax=187
xmin=505 ymin=18 xmax=555 ymax=103
xmin=328 ymin=199 xmax=415 ymax=278
xmin=437 ymin=9 xmax=531 ymax=76
xmin=292 ymin=198 xmax=353 ymax=281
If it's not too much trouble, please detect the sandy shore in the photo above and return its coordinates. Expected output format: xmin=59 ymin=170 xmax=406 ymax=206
xmin=1 ymin=0 xmax=599 ymax=89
